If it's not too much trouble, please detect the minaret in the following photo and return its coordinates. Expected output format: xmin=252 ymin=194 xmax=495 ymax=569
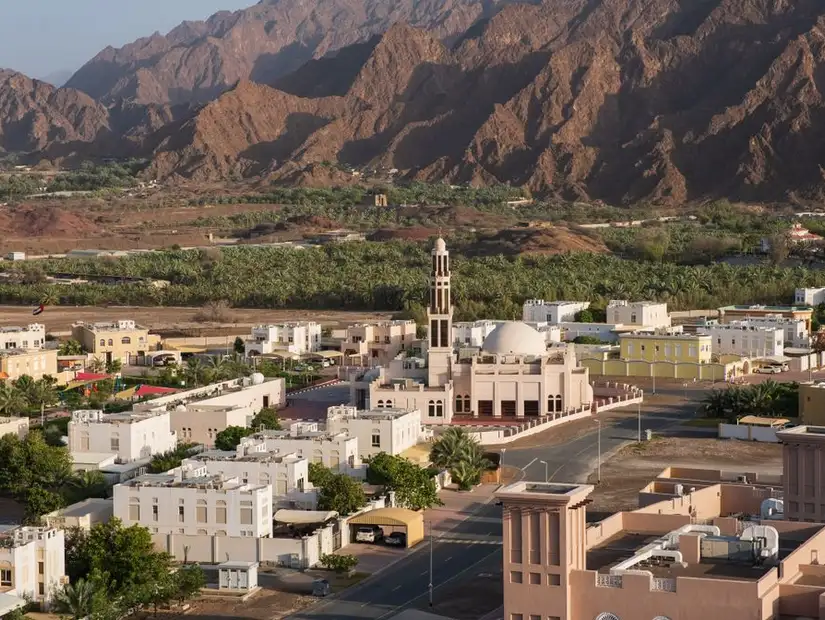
xmin=427 ymin=237 xmax=453 ymax=387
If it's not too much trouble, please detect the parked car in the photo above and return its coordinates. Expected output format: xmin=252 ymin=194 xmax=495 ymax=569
xmin=355 ymin=526 xmax=384 ymax=543
xmin=755 ymin=364 xmax=784 ymax=374
xmin=385 ymin=532 xmax=407 ymax=547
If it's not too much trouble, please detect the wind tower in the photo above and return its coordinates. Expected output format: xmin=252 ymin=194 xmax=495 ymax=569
xmin=427 ymin=237 xmax=453 ymax=387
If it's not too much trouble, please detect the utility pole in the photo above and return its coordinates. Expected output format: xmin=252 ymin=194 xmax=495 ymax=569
xmin=597 ymin=419 xmax=602 ymax=484
xmin=428 ymin=520 xmax=434 ymax=608
xmin=652 ymin=346 xmax=657 ymax=395
xmin=540 ymin=459 xmax=548 ymax=483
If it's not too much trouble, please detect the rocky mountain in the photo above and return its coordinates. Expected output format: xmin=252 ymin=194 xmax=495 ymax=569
xmin=0 ymin=70 xmax=179 ymax=157
xmin=142 ymin=0 xmax=825 ymax=204
xmin=64 ymin=0 xmax=527 ymax=106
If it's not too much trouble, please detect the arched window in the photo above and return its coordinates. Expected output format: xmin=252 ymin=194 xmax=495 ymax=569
xmin=107 ymin=339 xmax=113 ymax=346
xmin=428 ymin=400 xmax=436 ymax=417
xmin=463 ymin=395 xmax=471 ymax=411
xmin=595 ymin=614 xmax=620 ymax=620
xmin=99 ymin=339 xmax=105 ymax=346
xmin=555 ymin=395 xmax=563 ymax=412
xmin=121 ymin=337 xmax=131 ymax=345
xmin=259 ymin=473 xmax=271 ymax=485
xmin=436 ymin=400 xmax=444 ymax=417
xmin=455 ymin=397 xmax=463 ymax=413
xmin=385 ymin=399 xmax=393 ymax=408
xmin=377 ymin=400 xmax=384 ymax=408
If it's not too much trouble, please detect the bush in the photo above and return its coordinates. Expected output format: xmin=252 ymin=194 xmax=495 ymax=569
xmin=320 ymin=554 xmax=359 ymax=573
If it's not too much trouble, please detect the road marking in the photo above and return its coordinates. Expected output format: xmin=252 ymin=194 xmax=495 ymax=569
xmin=445 ymin=556 xmax=452 ymax=562
xmin=392 ymin=585 xmax=402 ymax=591
xmin=521 ymin=457 xmax=537 ymax=471
xmin=420 ymin=570 xmax=428 ymax=576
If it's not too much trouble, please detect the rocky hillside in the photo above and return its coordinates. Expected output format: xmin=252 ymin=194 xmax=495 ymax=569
xmin=64 ymin=0 xmax=525 ymax=106
xmin=142 ymin=0 xmax=825 ymax=203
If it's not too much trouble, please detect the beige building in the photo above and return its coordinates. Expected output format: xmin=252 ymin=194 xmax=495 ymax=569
xmin=619 ymin=332 xmax=712 ymax=365
xmin=67 ymin=409 xmax=178 ymax=465
xmin=43 ymin=498 xmax=114 ymax=531
xmin=607 ymin=300 xmax=671 ymax=329
xmin=498 ymin=478 xmax=825 ymax=620
xmin=0 ymin=349 xmax=58 ymax=382
xmin=340 ymin=320 xmax=417 ymax=366
xmin=348 ymin=240 xmax=593 ymax=424
xmin=131 ymin=376 xmax=285 ymax=447
xmin=71 ymin=320 xmax=158 ymax=364
xmin=238 ymin=424 xmax=361 ymax=474
xmin=0 ymin=417 xmax=29 ymax=439
xmin=719 ymin=305 xmax=814 ymax=333
xmin=325 ymin=405 xmax=423 ymax=458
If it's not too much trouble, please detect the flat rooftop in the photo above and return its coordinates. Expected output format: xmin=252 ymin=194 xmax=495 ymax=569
xmin=58 ymin=498 xmax=113 ymax=518
xmin=498 ymin=481 xmax=591 ymax=497
xmin=721 ymin=305 xmax=812 ymax=312
xmin=0 ymin=325 xmax=42 ymax=333
xmin=191 ymin=450 xmax=305 ymax=464
xmin=587 ymin=528 xmax=808 ymax=582
xmin=122 ymin=471 xmax=266 ymax=491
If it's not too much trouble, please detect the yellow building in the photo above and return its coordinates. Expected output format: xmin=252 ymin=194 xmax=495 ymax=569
xmin=0 ymin=349 xmax=58 ymax=381
xmin=798 ymin=382 xmax=825 ymax=425
xmin=71 ymin=320 xmax=158 ymax=364
xmin=619 ymin=332 xmax=712 ymax=364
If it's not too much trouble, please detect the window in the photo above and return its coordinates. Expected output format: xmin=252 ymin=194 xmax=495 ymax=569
xmin=178 ymin=505 xmax=185 ymax=522
xmin=80 ymin=432 xmax=90 ymax=451
xmin=529 ymin=616 xmax=541 ymax=620
xmin=216 ymin=502 xmax=227 ymax=524
xmin=38 ymin=582 xmax=44 ymax=595
xmin=549 ymin=574 xmax=561 ymax=585
xmin=196 ymin=500 xmax=207 ymax=523
xmin=806 ymin=503 xmax=816 ymax=514
xmin=436 ymin=400 xmax=443 ymax=417
xmin=510 ymin=615 xmax=523 ymax=620
xmin=377 ymin=400 xmax=384 ymax=408
xmin=108 ymin=339 xmax=113 ymax=346
xmin=129 ymin=503 xmax=140 ymax=521
xmin=241 ymin=508 xmax=253 ymax=525
xmin=528 ymin=572 xmax=541 ymax=585
xmin=455 ymin=397 xmax=463 ymax=413
xmin=38 ymin=562 xmax=44 ymax=575
xmin=99 ymin=339 xmax=105 ymax=347
xmin=463 ymin=395 xmax=470 ymax=411
xmin=110 ymin=435 xmax=120 ymax=452
xmin=0 ymin=569 xmax=10 ymax=586
xmin=121 ymin=337 xmax=131 ymax=345
xmin=152 ymin=505 xmax=159 ymax=521
xmin=428 ymin=400 xmax=435 ymax=417
xmin=372 ymin=431 xmax=381 ymax=447
xmin=510 ymin=571 xmax=523 ymax=583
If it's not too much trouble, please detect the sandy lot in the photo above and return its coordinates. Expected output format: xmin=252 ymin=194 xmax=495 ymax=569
xmin=587 ymin=436 xmax=783 ymax=513
xmin=0 ymin=305 xmax=392 ymax=333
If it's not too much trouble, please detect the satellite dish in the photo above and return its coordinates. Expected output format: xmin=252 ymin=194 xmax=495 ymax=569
xmin=251 ymin=372 xmax=265 ymax=385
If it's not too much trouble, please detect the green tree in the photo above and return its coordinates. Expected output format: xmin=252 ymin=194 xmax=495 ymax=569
xmin=148 ymin=443 xmax=197 ymax=473
xmin=0 ymin=384 xmax=28 ymax=416
xmin=320 ymin=553 xmax=359 ymax=573
xmin=214 ymin=426 xmax=253 ymax=451
xmin=250 ymin=407 xmax=281 ymax=430
xmin=105 ymin=359 xmax=123 ymax=375
xmin=23 ymin=486 xmax=65 ymax=524
xmin=63 ymin=470 xmax=108 ymax=504
xmin=309 ymin=462 xmax=334 ymax=487
xmin=52 ymin=577 xmax=110 ymax=620
xmin=429 ymin=427 xmax=491 ymax=491
xmin=233 ymin=337 xmax=246 ymax=354
xmin=87 ymin=357 xmax=106 ymax=373
xmin=58 ymin=339 xmax=84 ymax=356
xmin=317 ymin=473 xmax=366 ymax=515
xmin=366 ymin=452 xmax=441 ymax=510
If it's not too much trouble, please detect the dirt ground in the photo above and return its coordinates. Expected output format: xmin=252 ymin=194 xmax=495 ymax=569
xmin=586 ymin=436 xmax=783 ymax=514
xmin=0 ymin=305 xmax=392 ymax=332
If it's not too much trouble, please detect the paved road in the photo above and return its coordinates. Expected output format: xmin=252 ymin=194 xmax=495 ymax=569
xmin=501 ymin=400 xmax=698 ymax=484
xmin=281 ymin=382 xmax=352 ymax=421
xmin=288 ymin=503 xmax=503 ymax=620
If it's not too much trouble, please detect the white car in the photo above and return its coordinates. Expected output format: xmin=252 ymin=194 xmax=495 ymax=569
xmin=755 ymin=365 xmax=783 ymax=374
xmin=355 ymin=526 xmax=383 ymax=543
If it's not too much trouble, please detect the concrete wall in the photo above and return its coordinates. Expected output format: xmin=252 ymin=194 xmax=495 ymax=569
xmin=582 ymin=358 xmax=739 ymax=381
xmin=719 ymin=423 xmax=780 ymax=443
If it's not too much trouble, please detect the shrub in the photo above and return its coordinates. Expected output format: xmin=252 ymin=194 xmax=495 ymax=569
xmin=320 ymin=553 xmax=359 ymax=573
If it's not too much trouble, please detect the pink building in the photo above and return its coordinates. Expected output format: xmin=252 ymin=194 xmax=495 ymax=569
xmin=498 ymin=479 xmax=825 ymax=620
xmin=779 ymin=425 xmax=825 ymax=523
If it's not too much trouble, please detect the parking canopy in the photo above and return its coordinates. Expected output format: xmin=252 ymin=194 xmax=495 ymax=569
xmin=274 ymin=509 xmax=338 ymax=525
xmin=348 ymin=507 xmax=424 ymax=547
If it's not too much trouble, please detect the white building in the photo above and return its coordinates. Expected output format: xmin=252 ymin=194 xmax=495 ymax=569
xmin=729 ymin=316 xmax=810 ymax=348
xmin=347 ymin=239 xmax=594 ymax=424
xmin=522 ymin=300 xmax=590 ymax=324
xmin=528 ymin=323 xmax=563 ymax=345
xmin=245 ymin=322 xmax=322 ymax=356
xmin=700 ymin=323 xmax=785 ymax=358
xmin=183 ymin=449 xmax=310 ymax=506
xmin=113 ymin=465 xmax=272 ymax=538
xmin=453 ymin=321 xmax=500 ymax=348
xmin=237 ymin=424 xmax=361 ymax=474
xmin=607 ymin=300 xmax=671 ymax=329
xmin=339 ymin=320 xmax=417 ymax=366
xmin=131 ymin=376 xmax=285 ymax=447
xmin=558 ymin=322 xmax=623 ymax=343
xmin=0 ymin=324 xmax=45 ymax=351
xmin=796 ymin=288 xmax=825 ymax=307
xmin=68 ymin=409 xmax=177 ymax=465
xmin=0 ymin=526 xmax=67 ymax=612
xmin=325 ymin=405 xmax=422 ymax=458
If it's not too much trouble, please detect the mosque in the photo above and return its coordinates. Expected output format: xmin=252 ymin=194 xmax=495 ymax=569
xmin=348 ymin=239 xmax=594 ymax=425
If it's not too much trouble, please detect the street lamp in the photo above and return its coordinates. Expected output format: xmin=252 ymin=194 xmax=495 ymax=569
xmin=597 ymin=419 xmax=602 ymax=484
xmin=540 ymin=459 xmax=548 ymax=483
xmin=500 ymin=448 xmax=506 ymax=481
xmin=637 ymin=401 xmax=641 ymax=443
xmin=652 ymin=346 xmax=657 ymax=395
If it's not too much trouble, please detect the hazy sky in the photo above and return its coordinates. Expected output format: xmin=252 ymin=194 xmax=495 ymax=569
xmin=0 ymin=0 xmax=256 ymax=80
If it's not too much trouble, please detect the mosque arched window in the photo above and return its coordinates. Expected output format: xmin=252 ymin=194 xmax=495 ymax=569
xmin=428 ymin=400 xmax=436 ymax=417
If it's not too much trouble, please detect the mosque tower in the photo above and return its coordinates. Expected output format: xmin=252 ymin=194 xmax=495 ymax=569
xmin=427 ymin=237 xmax=453 ymax=387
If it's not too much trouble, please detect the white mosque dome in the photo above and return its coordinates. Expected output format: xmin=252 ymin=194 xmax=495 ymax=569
xmin=481 ymin=322 xmax=547 ymax=357
xmin=434 ymin=237 xmax=447 ymax=252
